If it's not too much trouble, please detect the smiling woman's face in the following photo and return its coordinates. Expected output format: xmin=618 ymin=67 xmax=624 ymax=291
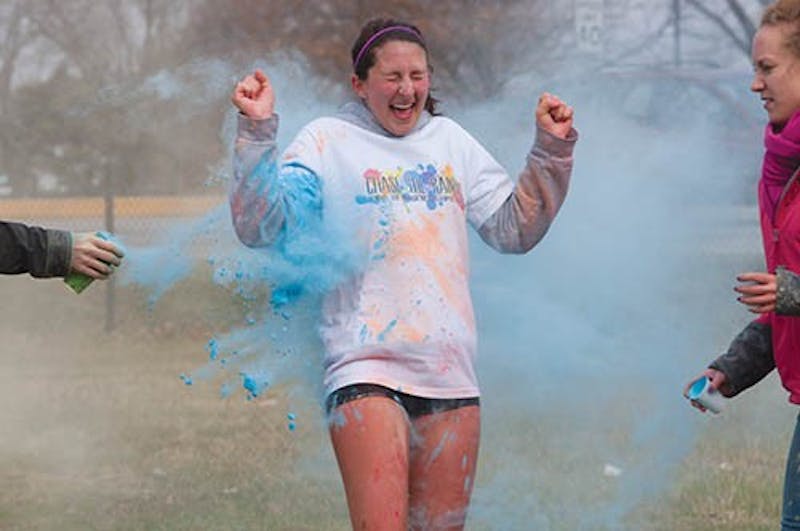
xmin=351 ymin=40 xmax=430 ymax=137
xmin=751 ymin=22 xmax=800 ymax=128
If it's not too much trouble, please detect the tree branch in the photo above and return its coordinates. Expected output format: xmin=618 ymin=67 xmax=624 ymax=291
xmin=685 ymin=0 xmax=750 ymax=55
xmin=725 ymin=0 xmax=757 ymax=44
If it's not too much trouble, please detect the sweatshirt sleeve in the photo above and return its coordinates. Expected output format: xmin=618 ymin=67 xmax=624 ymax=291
xmin=708 ymin=320 xmax=775 ymax=397
xmin=476 ymin=126 xmax=577 ymax=254
xmin=776 ymin=266 xmax=800 ymax=316
xmin=0 ymin=221 xmax=72 ymax=277
xmin=229 ymin=114 xmax=323 ymax=248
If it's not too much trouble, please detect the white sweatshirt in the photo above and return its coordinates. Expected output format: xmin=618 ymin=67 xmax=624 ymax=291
xmin=230 ymin=101 xmax=576 ymax=399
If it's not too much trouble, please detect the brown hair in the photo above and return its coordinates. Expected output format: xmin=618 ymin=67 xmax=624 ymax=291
xmin=350 ymin=17 xmax=440 ymax=115
xmin=762 ymin=0 xmax=800 ymax=58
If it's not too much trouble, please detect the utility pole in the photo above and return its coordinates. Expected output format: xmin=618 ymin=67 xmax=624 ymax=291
xmin=104 ymin=166 xmax=116 ymax=333
xmin=673 ymin=0 xmax=682 ymax=67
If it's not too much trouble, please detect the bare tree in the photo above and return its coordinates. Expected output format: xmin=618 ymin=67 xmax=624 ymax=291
xmin=187 ymin=0 xmax=569 ymax=101
xmin=682 ymin=0 xmax=779 ymax=59
xmin=684 ymin=0 xmax=756 ymax=56
xmin=0 ymin=1 xmax=40 ymax=194
xmin=0 ymin=0 xmax=224 ymax=197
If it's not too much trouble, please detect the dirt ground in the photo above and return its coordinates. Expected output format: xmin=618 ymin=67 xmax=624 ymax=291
xmin=0 ymin=274 xmax=349 ymax=530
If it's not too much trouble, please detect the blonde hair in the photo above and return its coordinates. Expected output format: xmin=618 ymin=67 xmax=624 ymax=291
xmin=762 ymin=0 xmax=800 ymax=57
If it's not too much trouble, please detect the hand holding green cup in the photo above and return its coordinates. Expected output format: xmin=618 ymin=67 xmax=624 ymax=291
xmin=64 ymin=231 xmax=125 ymax=293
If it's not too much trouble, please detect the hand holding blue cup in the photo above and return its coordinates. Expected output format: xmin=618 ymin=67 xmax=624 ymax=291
xmin=687 ymin=376 xmax=725 ymax=414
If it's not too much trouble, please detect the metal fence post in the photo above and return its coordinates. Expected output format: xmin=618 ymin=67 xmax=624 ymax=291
xmin=104 ymin=172 xmax=115 ymax=332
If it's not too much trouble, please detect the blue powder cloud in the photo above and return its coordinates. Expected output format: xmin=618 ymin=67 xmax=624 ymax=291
xmin=110 ymin=54 xmax=766 ymax=528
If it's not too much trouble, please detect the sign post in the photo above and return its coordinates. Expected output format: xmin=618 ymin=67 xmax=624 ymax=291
xmin=576 ymin=0 xmax=604 ymax=55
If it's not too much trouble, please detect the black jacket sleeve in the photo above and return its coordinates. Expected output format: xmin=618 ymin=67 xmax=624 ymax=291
xmin=0 ymin=221 xmax=72 ymax=277
xmin=776 ymin=266 xmax=800 ymax=316
xmin=708 ymin=320 xmax=775 ymax=398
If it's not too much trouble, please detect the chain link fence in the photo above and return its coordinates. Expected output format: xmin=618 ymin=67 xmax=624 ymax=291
xmin=0 ymin=193 xmax=227 ymax=330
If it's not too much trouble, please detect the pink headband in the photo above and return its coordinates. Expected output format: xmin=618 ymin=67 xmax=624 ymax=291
xmin=353 ymin=25 xmax=425 ymax=72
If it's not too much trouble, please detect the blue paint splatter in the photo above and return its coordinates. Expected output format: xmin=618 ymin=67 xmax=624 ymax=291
xmin=377 ymin=319 xmax=398 ymax=342
xmin=207 ymin=338 xmax=219 ymax=361
xmin=241 ymin=371 xmax=269 ymax=400
xmin=270 ymin=283 xmax=303 ymax=308
xmin=427 ymin=431 xmax=450 ymax=468
xmin=355 ymin=195 xmax=381 ymax=205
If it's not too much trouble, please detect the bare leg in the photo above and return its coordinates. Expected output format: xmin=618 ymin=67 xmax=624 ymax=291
xmin=408 ymin=405 xmax=480 ymax=531
xmin=329 ymin=396 xmax=411 ymax=531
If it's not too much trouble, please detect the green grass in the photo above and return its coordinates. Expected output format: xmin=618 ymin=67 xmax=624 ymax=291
xmin=628 ymin=378 xmax=789 ymax=531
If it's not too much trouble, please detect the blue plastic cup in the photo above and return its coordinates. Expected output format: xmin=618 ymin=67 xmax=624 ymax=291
xmin=687 ymin=376 xmax=725 ymax=414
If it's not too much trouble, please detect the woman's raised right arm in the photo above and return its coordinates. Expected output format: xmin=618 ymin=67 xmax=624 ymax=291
xmin=229 ymin=71 xmax=322 ymax=248
xmin=229 ymin=113 xmax=286 ymax=247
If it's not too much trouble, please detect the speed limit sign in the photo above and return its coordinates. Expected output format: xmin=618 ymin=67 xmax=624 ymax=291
xmin=576 ymin=0 xmax=604 ymax=54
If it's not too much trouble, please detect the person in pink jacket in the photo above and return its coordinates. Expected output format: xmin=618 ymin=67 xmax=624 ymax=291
xmin=687 ymin=1 xmax=800 ymax=528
